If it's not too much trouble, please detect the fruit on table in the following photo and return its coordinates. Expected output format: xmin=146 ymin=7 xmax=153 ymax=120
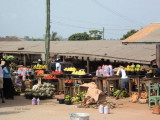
xmin=65 ymin=80 xmax=73 ymax=83
xmin=64 ymin=67 xmax=76 ymax=71
xmin=124 ymin=64 xmax=143 ymax=72
xmin=72 ymin=70 xmax=86 ymax=75
xmin=51 ymin=71 xmax=63 ymax=75
xmin=131 ymin=64 xmax=135 ymax=68
xmin=42 ymin=75 xmax=57 ymax=79
xmin=33 ymin=65 xmax=46 ymax=70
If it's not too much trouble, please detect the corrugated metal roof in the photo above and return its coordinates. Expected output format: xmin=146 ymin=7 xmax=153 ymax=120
xmin=122 ymin=23 xmax=160 ymax=44
xmin=0 ymin=40 xmax=156 ymax=64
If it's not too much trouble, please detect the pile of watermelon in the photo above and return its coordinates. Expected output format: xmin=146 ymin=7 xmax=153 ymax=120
xmin=25 ymin=83 xmax=56 ymax=99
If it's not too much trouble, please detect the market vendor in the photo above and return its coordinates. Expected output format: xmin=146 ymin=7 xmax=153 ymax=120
xmin=3 ymin=61 xmax=14 ymax=99
xmin=116 ymin=66 xmax=129 ymax=99
xmin=0 ymin=58 xmax=5 ymax=103
xmin=55 ymin=58 xmax=61 ymax=71
xmin=37 ymin=59 xmax=41 ymax=66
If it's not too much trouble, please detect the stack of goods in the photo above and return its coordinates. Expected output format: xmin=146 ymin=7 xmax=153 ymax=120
xmin=72 ymin=91 xmax=87 ymax=103
xmin=25 ymin=83 xmax=55 ymax=99
xmin=51 ymin=71 xmax=63 ymax=78
xmin=42 ymin=74 xmax=57 ymax=83
xmin=18 ymin=67 xmax=30 ymax=81
xmin=64 ymin=94 xmax=72 ymax=105
xmin=124 ymin=64 xmax=144 ymax=75
xmin=24 ymin=80 xmax=32 ymax=89
xmin=65 ymin=80 xmax=73 ymax=86
xmin=33 ymin=65 xmax=46 ymax=70
xmin=96 ymin=65 xmax=114 ymax=77
xmin=72 ymin=69 xmax=86 ymax=76
xmin=51 ymin=71 xmax=63 ymax=75
xmin=64 ymin=67 xmax=76 ymax=74
xmin=35 ymin=70 xmax=44 ymax=76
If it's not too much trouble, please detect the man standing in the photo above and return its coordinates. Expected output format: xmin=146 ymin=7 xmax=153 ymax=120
xmin=116 ymin=66 xmax=129 ymax=99
xmin=0 ymin=58 xmax=5 ymax=103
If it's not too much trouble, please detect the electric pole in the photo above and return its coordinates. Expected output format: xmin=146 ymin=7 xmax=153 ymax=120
xmin=103 ymin=27 xmax=104 ymax=40
xmin=45 ymin=0 xmax=50 ymax=64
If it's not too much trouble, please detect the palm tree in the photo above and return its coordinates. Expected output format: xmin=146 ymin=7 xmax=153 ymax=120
xmin=51 ymin=32 xmax=60 ymax=41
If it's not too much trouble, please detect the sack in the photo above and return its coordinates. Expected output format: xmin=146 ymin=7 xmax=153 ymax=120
xmin=153 ymin=105 xmax=160 ymax=114
xmin=131 ymin=92 xmax=139 ymax=103
xmin=140 ymin=92 xmax=148 ymax=99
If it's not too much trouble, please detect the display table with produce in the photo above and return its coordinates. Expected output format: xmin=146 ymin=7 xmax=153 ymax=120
xmin=25 ymin=83 xmax=56 ymax=100
xmin=94 ymin=76 xmax=121 ymax=96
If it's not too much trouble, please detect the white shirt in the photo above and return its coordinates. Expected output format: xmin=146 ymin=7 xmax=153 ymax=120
xmin=0 ymin=65 xmax=3 ymax=78
xmin=56 ymin=63 xmax=61 ymax=71
xmin=116 ymin=68 xmax=128 ymax=79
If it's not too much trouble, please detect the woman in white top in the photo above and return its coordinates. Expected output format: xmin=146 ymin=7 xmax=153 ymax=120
xmin=0 ymin=59 xmax=5 ymax=103
xmin=116 ymin=66 xmax=129 ymax=99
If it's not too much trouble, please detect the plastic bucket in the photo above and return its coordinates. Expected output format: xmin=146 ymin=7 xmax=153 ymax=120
xmin=70 ymin=113 xmax=90 ymax=120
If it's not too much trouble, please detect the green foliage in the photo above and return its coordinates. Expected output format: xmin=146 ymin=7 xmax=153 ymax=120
xmin=9 ymin=62 xmax=16 ymax=68
xmin=51 ymin=32 xmax=60 ymax=41
xmin=120 ymin=29 xmax=138 ymax=40
xmin=68 ymin=32 xmax=90 ymax=41
xmin=2 ymin=55 xmax=14 ymax=61
xmin=113 ymin=90 xmax=128 ymax=98
xmin=89 ymin=30 xmax=103 ymax=40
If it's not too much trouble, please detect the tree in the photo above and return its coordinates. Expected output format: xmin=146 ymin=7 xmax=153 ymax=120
xmin=89 ymin=30 xmax=103 ymax=40
xmin=68 ymin=32 xmax=90 ymax=41
xmin=120 ymin=29 xmax=138 ymax=40
xmin=51 ymin=32 xmax=60 ymax=41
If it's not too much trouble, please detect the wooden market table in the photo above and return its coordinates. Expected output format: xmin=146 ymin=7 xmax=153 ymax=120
xmin=93 ymin=76 xmax=121 ymax=96
xmin=139 ymin=77 xmax=160 ymax=96
xmin=72 ymin=77 xmax=93 ymax=84
xmin=129 ymin=76 xmax=160 ymax=97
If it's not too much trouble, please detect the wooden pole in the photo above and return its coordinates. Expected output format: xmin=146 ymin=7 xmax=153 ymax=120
xmin=87 ymin=57 xmax=90 ymax=73
xmin=45 ymin=0 xmax=50 ymax=64
xmin=24 ymin=54 xmax=26 ymax=67
xmin=63 ymin=56 xmax=66 ymax=62
xmin=156 ymin=45 xmax=160 ymax=67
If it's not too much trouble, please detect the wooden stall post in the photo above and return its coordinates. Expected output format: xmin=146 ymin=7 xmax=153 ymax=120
xmin=87 ymin=57 xmax=90 ymax=74
xmin=156 ymin=45 xmax=160 ymax=67
xmin=24 ymin=54 xmax=26 ymax=67
xmin=63 ymin=56 xmax=66 ymax=62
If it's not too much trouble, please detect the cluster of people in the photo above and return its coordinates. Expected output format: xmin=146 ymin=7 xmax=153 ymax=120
xmin=0 ymin=59 xmax=15 ymax=103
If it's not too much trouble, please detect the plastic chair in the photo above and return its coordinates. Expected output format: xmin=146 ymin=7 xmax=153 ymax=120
xmin=148 ymin=83 xmax=160 ymax=109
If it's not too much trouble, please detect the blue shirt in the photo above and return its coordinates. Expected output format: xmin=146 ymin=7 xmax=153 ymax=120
xmin=3 ymin=67 xmax=11 ymax=78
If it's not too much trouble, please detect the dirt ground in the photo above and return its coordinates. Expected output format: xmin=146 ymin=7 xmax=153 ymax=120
xmin=0 ymin=95 xmax=159 ymax=120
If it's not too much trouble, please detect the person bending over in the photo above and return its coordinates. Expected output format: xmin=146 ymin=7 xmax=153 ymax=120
xmin=116 ymin=66 xmax=129 ymax=99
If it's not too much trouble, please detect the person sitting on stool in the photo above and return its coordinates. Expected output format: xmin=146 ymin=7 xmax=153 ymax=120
xmin=116 ymin=66 xmax=129 ymax=99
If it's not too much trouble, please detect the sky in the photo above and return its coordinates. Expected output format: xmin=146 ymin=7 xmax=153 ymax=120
xmin=0 ymin=0 xmax=160 ymax=40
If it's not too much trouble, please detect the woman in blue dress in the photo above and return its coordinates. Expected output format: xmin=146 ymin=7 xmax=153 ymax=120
xmin=3 ymin=61 xmax=14 ymax=99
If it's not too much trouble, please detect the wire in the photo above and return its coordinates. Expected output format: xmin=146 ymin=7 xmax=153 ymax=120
xmin=51 ymin=21 xmax=102 ymax=30
xmin=52 ymin=21 xmax=135 ymax=31
xmin=92 ymin=0 xmax=143 ymax=27
xmin=51 ymin=15 xmax=140 ymax=28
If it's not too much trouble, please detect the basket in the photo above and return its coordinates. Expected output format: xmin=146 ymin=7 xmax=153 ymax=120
xmin=65 ymin=100 xmax=72 ymax=105
xmin=59 ymin=99 xmax=65 ymax=104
